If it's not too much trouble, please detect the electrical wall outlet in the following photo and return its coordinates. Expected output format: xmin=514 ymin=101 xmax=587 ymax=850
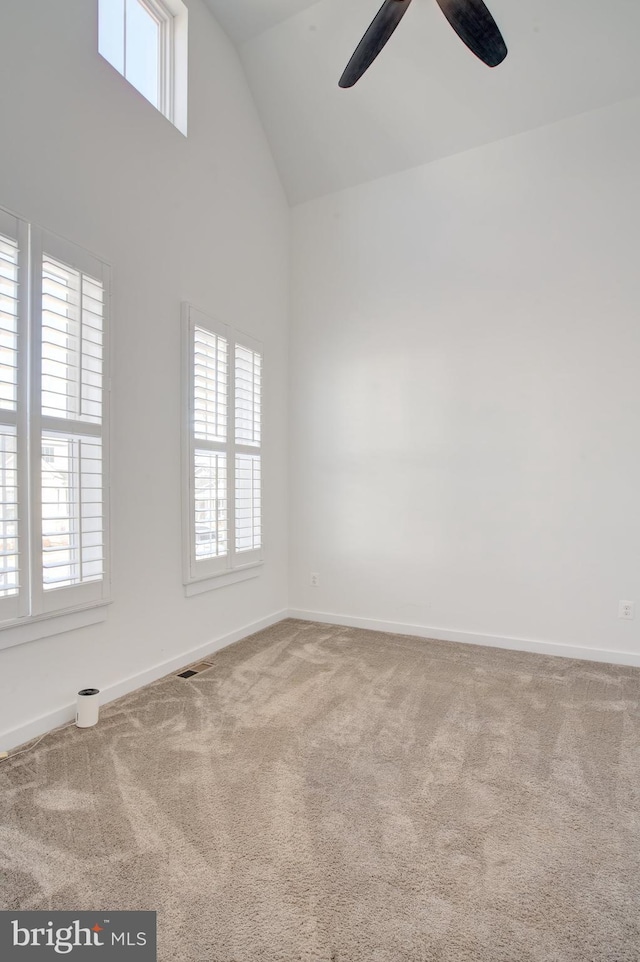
xmin=310 ymin=572 xmax=320 ymax=587
xmin=618 ymin=600 xmax=635 ymax=620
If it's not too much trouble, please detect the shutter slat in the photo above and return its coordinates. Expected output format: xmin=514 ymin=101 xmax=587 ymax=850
xmin=193 ymin=448 xmax=228 ymax=560
xmin=0 ymin=417 xmax=19 ymax=597
xmin=235 ymin=345 xmax=261 ymax=448
xmin=41 ymin=432 xmax=105 ymax=590
xmin=0 ymin=236 xmax=18 ymax=421
xmin=41 ymin=255 xmax=105 ymax=426
xmin=193 ymin=327 xmax=228 ymax=444
xmin=0 ymin=234 xmax=20 ymax=598
xmin=235 ymin=454 xmax=261 ymax=553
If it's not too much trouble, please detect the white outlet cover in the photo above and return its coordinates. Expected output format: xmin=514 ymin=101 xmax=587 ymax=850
xmin=618 ymin=600 xmax=635 ymax=620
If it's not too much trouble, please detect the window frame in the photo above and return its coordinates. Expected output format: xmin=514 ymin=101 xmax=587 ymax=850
xmin=138 ymin=0 xmax=172 ymax=121
xmin=98 ymin=0 xmax=188 ymax=136
xmin=0 ymin=206 xmax=111 ymax=651
xmin=182 ymin=304 xmax=263 ymax=595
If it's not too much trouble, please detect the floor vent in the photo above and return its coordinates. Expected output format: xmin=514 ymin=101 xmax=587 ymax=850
xmin=176 ymin=662 xmax=213 ymax=679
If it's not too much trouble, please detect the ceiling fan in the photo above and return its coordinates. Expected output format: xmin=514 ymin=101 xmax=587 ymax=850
xmin=339 ymin=0 xmax=508 ymax=88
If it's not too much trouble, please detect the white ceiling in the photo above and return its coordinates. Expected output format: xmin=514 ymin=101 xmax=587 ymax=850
xmin=203 ymin=0 xmax=318 ymax=45
xmin=204 ymin=0 xmax=640 ymax=204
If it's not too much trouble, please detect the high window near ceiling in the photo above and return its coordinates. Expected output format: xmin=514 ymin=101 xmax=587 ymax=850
xmin=0 ymin=207 xmax=111 ymax=651
xmin=98 ymin=0 xmax=188 ymax=135
xmin=183 ymin=305 xmax=263 ymax=595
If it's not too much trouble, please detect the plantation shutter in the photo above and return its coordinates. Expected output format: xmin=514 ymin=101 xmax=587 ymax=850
xmin=188 ymin=315 xmax=229 ymax=578
xmin=0 ymin=209 xmax=24 ymax=622
xmin=184 ymin=307 xmax=263 ymax=586
xmin=234 ymin=341 xmax=261 ymax=563
xmin=31 ymin=229 xmax=110 ymax=615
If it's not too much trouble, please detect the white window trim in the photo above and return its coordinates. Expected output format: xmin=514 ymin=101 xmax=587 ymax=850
xmin=0 ymin=603 xmax=110 ymax=653
xmin=140 ymin=0 xmax=174 ymax=126
xmin=181 ymin=304 xmax=264 ymax=595
xmin=0 ymin=205 xmax=112 ymax=647
xmin=184 ymin=565 xmax=261 ymax=597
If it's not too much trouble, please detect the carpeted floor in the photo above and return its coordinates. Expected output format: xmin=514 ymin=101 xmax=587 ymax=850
xmin=1 ymin=618 xmax=640 ymax=961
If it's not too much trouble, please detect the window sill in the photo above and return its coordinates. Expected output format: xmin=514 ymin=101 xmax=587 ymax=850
xmin=0 ymin=602 xmax=110 ymax=653
xmin=184 ymin=563 xmax=262 ymax=597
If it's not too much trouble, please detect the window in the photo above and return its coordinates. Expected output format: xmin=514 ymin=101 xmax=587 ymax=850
xmin=0 ymin=206 xmax=110 ymax=646
xmin=98 ymin=0 xmax=188 ymax=135
xmin=183 ymin=305 xmax=262 ymax=592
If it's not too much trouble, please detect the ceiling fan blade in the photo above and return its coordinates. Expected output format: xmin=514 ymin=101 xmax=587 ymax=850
xmin=434 ymin=0 xmax=507 ymax=67
xmin=339 ymin=0 xmax=414 ymax=89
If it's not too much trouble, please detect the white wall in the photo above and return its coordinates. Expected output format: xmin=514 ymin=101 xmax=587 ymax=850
xmin=0 ymin=0 xmax=289 ymax=746
xmin=290 ymin=97 xmax=640 ymax=664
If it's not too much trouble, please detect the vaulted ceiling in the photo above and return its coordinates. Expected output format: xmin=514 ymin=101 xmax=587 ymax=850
xmin=204 ymin=0 xmax=318 ymax=44
xmin=203 ymin=0 xmax=640 ymax=204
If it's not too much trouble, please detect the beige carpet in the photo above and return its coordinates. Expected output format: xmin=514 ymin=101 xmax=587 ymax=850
xmin=1 ymin=618 xmax=640 ymax=961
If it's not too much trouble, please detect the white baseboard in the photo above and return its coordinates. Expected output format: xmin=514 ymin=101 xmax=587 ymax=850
xmin=287 ymin=608 xmax=640 ymax=668
xmin=5 ymin=606 xmax=637 ymax=752
xmin=1 ymin=609 xmax=288 ymax=752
